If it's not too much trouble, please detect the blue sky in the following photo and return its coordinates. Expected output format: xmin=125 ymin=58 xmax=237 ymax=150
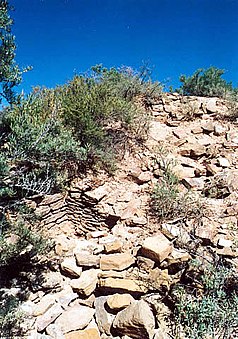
xmin=11 ymin=0 xmax=238 ymax=93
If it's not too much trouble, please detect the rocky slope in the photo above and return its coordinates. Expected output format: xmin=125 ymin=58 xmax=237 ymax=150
xmin=16 ymin=93 xmax=238 ymax=338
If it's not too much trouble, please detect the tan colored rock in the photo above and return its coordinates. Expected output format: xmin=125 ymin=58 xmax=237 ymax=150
xmin=141 ymin=233 xmax=173 ymax=263
xmin=75 ymin=253 xmax=100 ymax=268
xmin=137 ymin=256 xmax=155 ymax=272
xmin=206 ymin=98 xmax=218 ymax=113
xmin=182 ymin=177 xmax=205 ymax=190
xmin=84 ymin=184 xmax=109 ymax=202
xmin=65 ymin=328 xmax=100 ymax=339
xmin=202 ymin=121 xmax=214 ymax=134
xmin=46 ymin=324 xmax=65 ymax=339
xmin=112 ymin=300 xmax=155 ymax=339
xmin=36 ymin=303 xmax=63 ymax=332
xmin=60 ymin=257 xmax=82 ymax=278
xmin=70 ymin=269 xmax=98 ymax=297
xmin=137 ymin=171 xmax=152 ymax=184
xmin=33 ymin=294 xmax=56 ymax=317
xmin=148 ymin=268 xmax=172 ymax=291
xmin=55 ymin=305 xmax=95 ymax=334
xmin=99 ymin=278 xmax=147 ymax=293
xmin=107 ymin=294 xmax=134 ymax=311
xmin=161 ymin=248 xmax=191 ymax=267
xmin=104 ymin=239 xmax=123 ymax=253
xmin=100 ymin=253 xmax=135 ymax=271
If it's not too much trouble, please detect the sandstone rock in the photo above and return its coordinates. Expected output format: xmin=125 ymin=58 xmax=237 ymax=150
xmin=100 ymin=253 xmax=135 ymax=271
xmin=41 ymin=272 xmax=64 ymax=291
xmin=137 ymin=256 xmax=155 ymax=272
xmin=55 ymin=305 xmax=95 ymax=334
xmin=217 ymin=238 xmax=233 ymax=248
xmin=147 ymin=268 xmax=172 ymax=292
xmin=202 ymin=121 xmax=214 ymax=133
xmin=173 ymin=165 xmax=195 ymax=179
xmin=141 ymin=233 xmax=173 ymax=263
xmin=161 ymin=248 xmax=191 ymax=267
xmin=70 ymin=269 xmax=98 ymax=297
xmin=182 ymin=177 xmax=205 ymax=190
xmin=112 ymin=300 xmax=155 ymax=339
xmin=60 ymin=257 xmax=82 ymax=278
xmin=46 ymin=324 xmax=65 ymax=339
xmin=218 ymin=157 xmax=230 ymax=168
xmin=206 ymin=98 xmax=218 ymax=113
xmin=36 ymin=303 xmax=63 ymax=332
xmin=214 ymin=124 xmax=226 ymax=136
xmin=84 ymin=185 xmax=109 ymax=202
xmin=107 ymin=294 xmax=134 ymax=311
xmin=137 ymin=171 xmax=152 ymax=184
xmin=33 ymin=294 xmax=56 ymax=317
xmin=104 ymin=239 xmax=123 ymax=253
xmin=65 ymin=328 xmax=100 ymax=339
xmin=75 ymin=253 xmax=100 ymax=268
xmin=95 ymin=296 xmax=114 ymax=335
xmin=99 ymin=278 xmax=147 ymax=293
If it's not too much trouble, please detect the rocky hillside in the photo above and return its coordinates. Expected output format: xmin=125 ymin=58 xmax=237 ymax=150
xmin=13 ymin=94 xmax=238 ymax=338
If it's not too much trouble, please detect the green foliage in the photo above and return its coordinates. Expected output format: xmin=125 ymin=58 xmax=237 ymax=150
xmin=0 ymin=294 xmax=23 ymax=337
xmin=0 ymin=1 xmax=30 ymax=104
xmin=174 ymin=263 xmax=238 ymax=338
xmin=0 ymin=204 xmax=51 ymax=267
xmin=178 ymin=67 xmax=233 ymax=98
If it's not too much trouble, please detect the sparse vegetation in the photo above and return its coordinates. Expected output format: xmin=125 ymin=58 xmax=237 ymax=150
xmin=178 ymin=67 xmax=234 ymax=98
xmin=173 ymin=260 xmax=238 ymax=339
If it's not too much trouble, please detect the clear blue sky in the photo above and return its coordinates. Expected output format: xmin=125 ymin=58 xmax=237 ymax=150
xmin=11 ymin=0 xmax=238 ymax=93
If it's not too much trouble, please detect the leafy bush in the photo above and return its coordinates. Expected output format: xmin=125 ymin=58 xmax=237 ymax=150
xmin=178 ymin=67 xmax=233 ymax=98
xmin=173 ymin=261 xmax=238 ymax=338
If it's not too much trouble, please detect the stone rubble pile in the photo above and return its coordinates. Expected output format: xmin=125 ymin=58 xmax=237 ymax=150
xmin=20 ymin=94 xmax=238 ymax=338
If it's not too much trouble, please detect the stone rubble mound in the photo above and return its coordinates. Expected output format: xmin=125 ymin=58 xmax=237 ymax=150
xmin=19 ymin=93 xmax=238 ymax=338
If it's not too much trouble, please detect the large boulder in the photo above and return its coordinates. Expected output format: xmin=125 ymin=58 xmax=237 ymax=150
xmin=112 ymin=300 xmax=155 ymax=338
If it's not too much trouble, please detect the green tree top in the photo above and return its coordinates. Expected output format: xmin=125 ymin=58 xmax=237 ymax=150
xmin=0 ymin=0 xmax=29 ymax=104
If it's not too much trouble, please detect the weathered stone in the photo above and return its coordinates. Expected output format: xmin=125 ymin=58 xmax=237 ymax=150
xmin=100 ymin=253 xmax=135 ymax=271
xmin=182 ymin=177 xmax=205 ymax=190
xmin=137 ymin=171 xmax=152 ymax=184
xmin=161 ymin=223 xmax=190 ymax=243
xmin=206 ymin=98 xmax=218 ymax=113
xmin=112 ymin=300 xmax=155 ymax=339
xmin=41 ymin=272 xmax=64 ymax=291
xmin=84 ymin=185 xmax=109 ymax=202
xmin=141 ymin=234 xmax=173 ymax=263
xmin=75 ymin=253 xmax=100 ymax=268
xmin=107 ymin=294 xmax=134 ymax=311
xmin=36 ymin=303 xmax=63 ymax=332
xmin=202 ymin=121 xmax=214 ymax=134
xmin=65 ymin=328 xmax=100 ymax=339
xmin=147 ymin=268 xmax=172 ymax=292
xmin=46 ymin=324 xmax=65 ymax=339
xmin=217 ymin=238 xmax=233 ymax=248
xmin=60 ymin=257 xmax=82 ymax=278
xmin=70 ymin=269 xmax=98 ymax=297
xmin=218 ymin=157 xmax=230 ymax=168
xmin=173 ymin=165 xmax=195 ymax=179
xmin=179 ymin=143 xmax=206 ymax=158
xmin=99 ymin=278 xmax=147 ymax=293
xmin=137 ymin=256 xmax=155 ymax=272
xmin=104 ymin=239 xmax=123 ymax=253
xmin=214 ymin=124 xmax=226 ymax=136
xmin=33 ymin=294 xmax=56 ymax=317
xmin=161 ymin=248 xmax=191 ymax=267
xmin=55 ymin=305 xmax=95 ymax=334
xmin=95 ymin=296 xmax=114 ymax=335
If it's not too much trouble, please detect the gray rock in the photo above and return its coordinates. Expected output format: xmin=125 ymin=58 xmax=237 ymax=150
xmin=36 ymin=303 xmax=63 ymax=332
xmin=95 ymin=296 xmax=115 ymax=335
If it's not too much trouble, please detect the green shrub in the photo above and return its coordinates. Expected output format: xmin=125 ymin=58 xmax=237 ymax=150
xmin=173 ymin=261 xmax=238 ymax=338
xmin=178 ymin=67 xmax=233 ymax=98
